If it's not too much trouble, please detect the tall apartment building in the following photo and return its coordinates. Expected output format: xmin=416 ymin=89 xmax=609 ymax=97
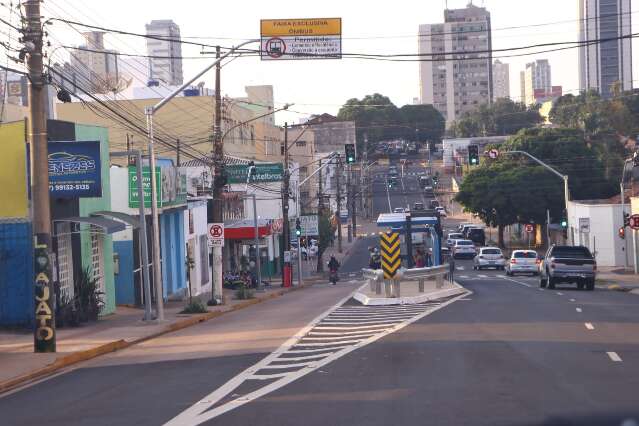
xmin=68 ymin=32 xmax=120 ymax=94
xmin=145 ymin=20 xmax=184 ymax=86
xmin=519 ymin=71 xmax=526 ymax=103
xmin=523 ymin=59 xmax=552 ymax=105
xmin=492 ymin=59 xmax=510 ymax=100
xmin=418 ymin=4 xmax=493 ymax=124
xmin=579 ymin=0 xmax=632 ymax=98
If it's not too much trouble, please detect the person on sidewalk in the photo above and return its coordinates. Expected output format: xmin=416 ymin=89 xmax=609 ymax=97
xmin=328 ymin=256 xmax=340 ymax=285
xmin=414 ymin=250 xmax=426 ymax=268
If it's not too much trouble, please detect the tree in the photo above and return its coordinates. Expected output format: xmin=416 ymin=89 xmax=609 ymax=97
xmin=450 ymin=98 xmax=542 ymax=138
xmin=337 ymin=94 xmax=400 ymax=149
xmin=316 ymin=211 xmax=335 ymax=273
xmin=398 ymin=104 xmax=445 ymax=145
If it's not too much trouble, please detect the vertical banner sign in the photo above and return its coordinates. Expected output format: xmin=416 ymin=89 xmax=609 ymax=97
xmin=34 ymin=240 xmax=55 ymax=352
xmin=48 ymin=141 xmax=102 ymax=198
xmin=260 ymin=18 xmax=342 ymax=60
xmin=380 ymin=232 xmax=401 ymax=279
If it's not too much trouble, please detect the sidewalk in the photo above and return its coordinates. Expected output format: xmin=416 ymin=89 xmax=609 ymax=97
xmin=596 ymin=267 xmax=639 ymax=293
xmin=0 ymin=282 xmax=324 ymax=393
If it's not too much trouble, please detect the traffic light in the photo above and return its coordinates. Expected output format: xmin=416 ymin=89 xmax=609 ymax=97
xmin=633 ymin=151 xmax=639 ymax=167
xmin=345 ymin=144 xmax=356 ymax=164
xmin=468 ymin=145 xmax=479 ymax=166
xmin=624 ymin=213 xmax=631 ymax=227
xmin=619 ymin=227 xmax=626 ymax=240
xmin=295 ymin=218 xmax=302 ymax=237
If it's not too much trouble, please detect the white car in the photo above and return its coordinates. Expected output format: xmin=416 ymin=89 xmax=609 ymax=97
xmin=393 ymin=207 xmax=405 ymax=213
xmin=473 ymin=247 xmax=506 ymax=270
xmin=452 ymin=239 xmax=477 ymax=259
xmin=446 ymin=233 xmax=464 ymax=247
xmin=506 ymin=250 xmax=540 ymax=276
xmin=435 ymin=207 xmax=447 ymax=218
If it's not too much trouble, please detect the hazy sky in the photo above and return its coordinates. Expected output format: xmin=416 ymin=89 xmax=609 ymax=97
xmin=6 ymin=0 xmax=638 ymax=123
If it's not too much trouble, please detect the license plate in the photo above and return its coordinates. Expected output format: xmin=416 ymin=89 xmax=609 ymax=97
xmin=489 ymin=261 xmax=495 ymax=264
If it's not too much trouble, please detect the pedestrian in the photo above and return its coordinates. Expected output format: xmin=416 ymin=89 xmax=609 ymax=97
xmin=447 ymin=253 xmax=455 ymax=282
xmin=414 ymin=250 xmax=426 ymax=268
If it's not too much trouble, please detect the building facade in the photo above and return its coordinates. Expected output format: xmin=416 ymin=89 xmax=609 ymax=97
xmin=145 ymin=20 xmax=184 ymax=86
xmin=579 ymin=0 xmax=632 ymax=98
xmin=68 ymin=32 xmax=121 ymax=94
xmin=524 ymin=59 xmax=552 ymax=105
xmin=492 ymin=59 xmax=510 ymax=100
xmin=419 ymin=3 xmax=493 ymax=124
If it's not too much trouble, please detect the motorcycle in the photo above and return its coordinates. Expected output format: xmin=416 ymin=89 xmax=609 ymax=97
xmin=329 ymin=268 xmax=339 ymax=285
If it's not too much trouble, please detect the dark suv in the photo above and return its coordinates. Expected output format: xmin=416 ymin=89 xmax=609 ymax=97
xmin=467 ymin=228 xmax=486 ymax=246
xmin=540 ymin=245 xmax=596 ymax=290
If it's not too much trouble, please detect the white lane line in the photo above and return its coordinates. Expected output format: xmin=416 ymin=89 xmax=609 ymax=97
xmin=500 ymin=276 xmax=532 ymax=287
xmin=585 ymin=322 xmax=595 ymax=330
xmin=569 ymin=298 xmax=576 ymax=302
xmin=458 ymin=275 xmax=470 ymax=279
xmin=293 ymin=339 xmax=365 ymax=347
xmin=477 ymin=274 xmax=488 ymax=278
xmin=325 ymin=314 xmax=419 ymax=321
xmin=258 ymin=361 xmax=317 ymax=369
xmin=457 ymin=266 xmax=465 ymax=271
xmin=459 ymin=298 xmax=473 ymax=301
xmin=313 ymin=324 xmax=397 ymax=331
xmin=309 ymin=329 xmax=391 ymax=336
xmin=301 ymin=334 xmax=377 ymax=342
xmin=273 ymin=354 xmax=330 ymax=362
xmin=556 ymin=292 xmax=564 ymax=296
xmin=576 ymin=307 xmax=583 ymax=313
xmin=607 ymin=352 xmax=622 ymax=362
xmin=285 ymin=346 xmax=351 ymax=354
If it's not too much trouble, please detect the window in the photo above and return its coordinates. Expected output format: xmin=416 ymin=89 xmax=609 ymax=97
xmin=90 ymin=226 xmax=106 ymax=305
xmin=296 ymin=140 xmax=307 ymax=147
xmin=56 ymin=222 xmax=74 ymax=302
xmin=299 ymin=166 xmax=308 ymax=174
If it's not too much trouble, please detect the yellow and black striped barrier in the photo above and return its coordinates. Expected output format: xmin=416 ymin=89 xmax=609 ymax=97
xmin=380 ymin=231 xmax=401 ymax=279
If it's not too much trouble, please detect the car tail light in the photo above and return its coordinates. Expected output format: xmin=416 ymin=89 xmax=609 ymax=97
xmin=510 ymin=259 xmax=516 ymax=264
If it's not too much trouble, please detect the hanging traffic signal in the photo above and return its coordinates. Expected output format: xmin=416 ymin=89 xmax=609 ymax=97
xmin=468 ymin=145 xmax=479 ymax=166
xmin=345 ymin=144 xmax=356 ymax=164
xmin=560 ymin=218 xmax=567 ymax=228
xmin=624 ymin=213 xmax=631 ymax=227
xmin=295 ymin=218 xmax=302 ymax=237
xmin=619 ymin=227 xmax=626 ymax=240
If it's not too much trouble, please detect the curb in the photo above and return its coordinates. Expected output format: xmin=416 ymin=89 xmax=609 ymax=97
xmin=0 ymin=279 xmax=324 ymax=395
xmin=353 ymin=282 xmax=467 ymax=306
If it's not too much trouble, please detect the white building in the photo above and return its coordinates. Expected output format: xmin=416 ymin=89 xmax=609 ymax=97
xmin=523 ymin=59 xmax=551 ymax=106
xmin=492 ymin=60 xmax=510 ymax=101
xmin=69 ymin=32 xmax=120 ymax=94
xmin=418 ymin=3 xmax=493 ymax=124
xmin=579 ymin=0 xmax=632 ymax=98
xmin=145 ymin=20 xmax=184 ymax=86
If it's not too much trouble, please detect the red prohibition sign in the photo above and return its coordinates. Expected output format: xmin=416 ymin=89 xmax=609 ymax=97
xmin=265 ymin=37 xmax=286 ymax=58
xmin=210 ymin=225 xmax=223 ymax=238
xmin=630 ymin=214 xmax=639 ymax=230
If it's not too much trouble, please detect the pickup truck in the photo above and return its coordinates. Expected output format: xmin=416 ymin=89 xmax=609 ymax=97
xmin=539 ymin=245 xmax=596 ymax=290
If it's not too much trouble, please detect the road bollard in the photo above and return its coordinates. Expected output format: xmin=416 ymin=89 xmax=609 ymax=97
xmin=384 ymin=280 xmax=392 ymax=297
xmin=418 ymin=279 xmax=424 ymax=293
xmin=436 ymin=274 xmax=443 ymax=289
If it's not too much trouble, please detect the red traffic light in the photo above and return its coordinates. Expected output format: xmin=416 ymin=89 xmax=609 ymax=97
xmin=619 ymin=227 xmax=626 ymax=239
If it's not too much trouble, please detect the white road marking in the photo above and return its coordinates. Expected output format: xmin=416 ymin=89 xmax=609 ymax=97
xmin=585 ymin=322 xmax=595 ymax=330
xmin=576 ymin=307 xmax=583 ymax=313
xmin=569 ymin=298 xmax=576 ymax=302
xmin=458 ymin=275 xmax=470 ymax=279
xmin=500 ymin=276 xmax=532 ymax=287
xmin=272 ymin=353 xmax=331 ymax=362
xmin=457 ymin=266 xmax=465 ymax=271
xmin=459 ymin=298 xmax=473 ymax=301
xmin=259 ymin=361 xmax=318 ymax=369
xmin=556 ymin=292 xmax=564 ymax=296
xmin=606 ymin=352 xmax=622 ymax=362
xmin=301 ymin=333 xmax=377 ymax=341
xmin=164 ymin=290 xmax=471 ymax=425
xmin=477 ymin=274 xmax=488 ymax=278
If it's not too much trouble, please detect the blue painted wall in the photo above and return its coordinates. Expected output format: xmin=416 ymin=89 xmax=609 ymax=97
xmin=0 ymin=222 xmax=33 ymax=326
xmin=113 ymin=240 xmax=135 ymax=305
xmin=160 ymin=209 xmax=186 ymax=297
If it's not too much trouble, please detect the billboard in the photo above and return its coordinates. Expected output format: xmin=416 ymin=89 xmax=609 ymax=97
xmin=260 ymin=18 xmax=342 ymax=60
xmin=48 ymin=141 xmax=102 ymax=198
xmin=0 ymin=121 xmax=28 ymax=218
xmin=226 ymin=163 xmax=283 ymax=184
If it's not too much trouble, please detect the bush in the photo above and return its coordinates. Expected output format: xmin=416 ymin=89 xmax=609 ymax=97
xmin=235 ymin=283 xmax=254 ymax=300
xmin=180 ymin=299 xmax=208 ymax=314
xmin=75 ymin=268 xmax=105 ymax=322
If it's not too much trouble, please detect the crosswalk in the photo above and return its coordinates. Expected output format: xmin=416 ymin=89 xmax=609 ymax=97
xmin=165 ymin=296 xmax=467 ymax=425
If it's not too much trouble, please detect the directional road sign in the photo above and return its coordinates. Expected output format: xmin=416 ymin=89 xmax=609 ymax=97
xmin=380 ymin=232 xmax=401 ymax=279
xmin=630 ymin=214 xmax=639 ymax=231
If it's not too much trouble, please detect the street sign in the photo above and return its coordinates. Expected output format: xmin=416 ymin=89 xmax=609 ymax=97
xmin=579 ymin=218 xmax=590 ymax=233
xmin=525 ymin=224 xmax=534 ymax=234
xmin=284 ymin=250 xmax=292 ymax=263
xmin=260 ymin=18 xmax=342 ymax=60
xmin=630 ymin=214 xmax=639 ymax=230
xmin=208 ymin=223 xmax=224 ymax=247
xmin=380 ymin=232 xmax=401 ymax=280
xmin=488 ymin=149 xmax=499 ymax=159
xmin=225 ymin=163 xmax=283 ymax=184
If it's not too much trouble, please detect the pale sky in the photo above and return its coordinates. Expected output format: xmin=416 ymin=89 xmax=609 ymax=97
xmin=4 ymin=0 xmax=638 ymax=123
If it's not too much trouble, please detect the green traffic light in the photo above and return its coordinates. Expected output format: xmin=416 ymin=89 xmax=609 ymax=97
xmin=561 ymin=220 xmax=567 ymax=228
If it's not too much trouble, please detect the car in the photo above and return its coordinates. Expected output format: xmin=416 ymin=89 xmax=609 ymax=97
xmin=413 ymin=202 xmax=425 ymax=211
xmin=506 ymin=250 xmax=540 ymax=276
xmin=393 ymin=207 xmax=405 ymax=213
xmin=446 ymin=233 xmax=464 ymax=247
xmin=473 ymin=247 xmax=506 ymax=270
xmin=457 ymin=222 xmax=474 ymax=232
xmin=429 ymin=200 xmax=440 ymax=209
xmin=452 ymin=239 xmax=477 ymax=259
xmin=540 ymin=245 xmax=597 ymax=290
xmin=460 ymin=224 xmax=478 ymax=238
xmin=467 ymin=227 xmax=486 ymax=246
xmin=435 ymin=206 xmax=447 ymax=218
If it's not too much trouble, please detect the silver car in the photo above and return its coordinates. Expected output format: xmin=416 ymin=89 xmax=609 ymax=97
xmin=452 ymin=239 xmax=477 ymax=259
xmin=506 ymin=250 xmax=539 ymax=276
xmin=473 ymin=247 xmax=506 ymax=270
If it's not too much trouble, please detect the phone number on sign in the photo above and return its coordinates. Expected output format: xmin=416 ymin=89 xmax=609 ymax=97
xmin=49 ymin=184 xmax=91 ymax=191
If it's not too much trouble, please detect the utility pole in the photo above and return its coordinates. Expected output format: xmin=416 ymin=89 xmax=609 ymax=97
xmin=25 ymin=0 xmax=55 ymax=353
xmin=351 ymin=165 xmax=357 ymax=239
xmin=347 ymin=163 xmax=352 ymax=243
xmin=176 ymin=138 xmax=181 ymax=167
xmin=282 ymin=123 xmax=290 ymax=252
xmin=211 ymin=45 xmax=224 ymax=303
xmin=335 ymin=154 xmax=343 ymax=253
xmin=362 ymin=134 xmax=368 ymax=218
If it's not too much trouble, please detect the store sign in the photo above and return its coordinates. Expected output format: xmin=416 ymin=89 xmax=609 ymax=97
xmin=48 ymin=141 xmax=102 ymax=198
xmin=128 ymin=165 xmax=186 ymax=208
xmin=226 ymin=163 xmax=284 ymax=184
xmin=579 ymin=218 xmax=590 ymax=233
xmin=260 ymin=18 xmax=342 ymax=60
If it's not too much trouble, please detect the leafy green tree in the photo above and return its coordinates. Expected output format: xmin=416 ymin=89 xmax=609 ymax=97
xmin=450 ymin=98 xmax=542 ymax=138
xmin=398 ymin=104 xmax=445 ymax=145
xmin=337 ymin=93 xmax=400 ymax=149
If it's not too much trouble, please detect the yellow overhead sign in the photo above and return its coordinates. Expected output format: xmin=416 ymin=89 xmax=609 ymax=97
xmin=261 ymin=18 xmax=342 ymax=37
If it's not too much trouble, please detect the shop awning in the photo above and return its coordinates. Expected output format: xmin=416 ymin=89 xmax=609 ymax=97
xmin=224 ymin=219 xmax=271 ymax=240
xmin=54 ymin=216 xmax=126 ymax=234
xmin=92 ymin=211 xmax=141 ymax=229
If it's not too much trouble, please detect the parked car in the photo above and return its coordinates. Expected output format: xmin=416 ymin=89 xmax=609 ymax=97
xmin=452 ymin=239 xmax=477 ymax=259
xmin=540 ymin=245 xmax=597 ymax=290
xmin=393 ymin=207 xmax=405 ymax=213
xmin=473 ymin=247 xmax=506 ymax=270
xmin=506 ymin=250 xmax=540 ymax=276
xmin=446 ymin=233 xmax=464 ymax=246
xmin=467 ymin=227 xmax=486 ymax=246
xmin=413 ymin=202 xmax=425 ymax=211
xmin=435 ymin=207 xmax=447 ymax=218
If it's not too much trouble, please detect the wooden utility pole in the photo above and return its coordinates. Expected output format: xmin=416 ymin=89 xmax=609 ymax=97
xmin=25 ymin=0 xmax=55 ymax=352
xmin=210 ymin=45 xmax=224 ymax=302
xmin=335 ymin=154 xmax=342 ymax=253
xmin=282 ymin=123 xmax=290 ymax=252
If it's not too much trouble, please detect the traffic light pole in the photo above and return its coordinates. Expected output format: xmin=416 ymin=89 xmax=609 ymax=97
xmin=335 ymin=154 xmax=343 ymax=253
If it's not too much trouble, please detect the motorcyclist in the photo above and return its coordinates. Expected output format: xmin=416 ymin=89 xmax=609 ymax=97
xmin=328 ymin=256 xmax=340 ymax=285
xmin=369 ymin=248 xmax=381 ymax=269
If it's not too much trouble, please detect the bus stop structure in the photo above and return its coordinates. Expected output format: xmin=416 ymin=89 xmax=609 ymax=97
xmin=376 ymin=213 xmax=443 ymax=267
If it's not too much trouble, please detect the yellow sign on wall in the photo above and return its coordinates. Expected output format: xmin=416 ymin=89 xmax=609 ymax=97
xmin=260 ymin=18 xmax=341 ymax=37
xmin=0 ymin=121 xmax=28 ymax=218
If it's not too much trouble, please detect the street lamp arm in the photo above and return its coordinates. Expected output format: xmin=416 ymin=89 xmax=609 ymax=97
xmin=222 ymin=103 xmax=292 ymax=141
xmin=299 ymin=152 xmax=338 ymax=187
xmin=504 ymin=150 xmax=565 ymax=180
xmin=151 ymin=39 xmax=260 ymax=114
